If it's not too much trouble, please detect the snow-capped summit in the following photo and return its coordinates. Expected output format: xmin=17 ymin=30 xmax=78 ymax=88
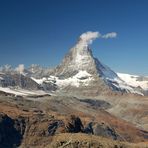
xmin=51 ymin=31 xmax=143 ymax=95
xmin=55 ymin=32 xmax=118 ymax=79
xmin=0 ymin=31 xmax=147 ymax=96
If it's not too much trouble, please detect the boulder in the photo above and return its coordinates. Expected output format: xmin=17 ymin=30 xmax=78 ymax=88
xmin=48 ymin=120 xmax=65 ymax=136
xmin=84 ymin=122 xmax=122 ymax=140
xmin=65 ymin=115 xmax=84 ymax=133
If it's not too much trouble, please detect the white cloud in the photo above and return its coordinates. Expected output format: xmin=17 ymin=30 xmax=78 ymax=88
xmin=102 ymin=32 xmax=117 ymax=39
xmin=76 ymin=31 xmax=117 ymax=49
xmin=77 ymin=31 xmax=101 ymax=48
xmin=16 ymin=64 xmax=25 ymax=74
xmin=79 ymin=31 xmax=101 ymax=45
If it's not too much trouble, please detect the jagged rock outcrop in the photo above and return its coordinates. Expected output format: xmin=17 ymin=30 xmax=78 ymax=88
xmin=65 ymin=115 xmax=84 ymax=133
xmin=41 ymin=81 xmax=57 ymax=91
xmin=0 ymin=113 xmax=26 ymax=148
xmin=84 ymin=122 xmax=122 ymax=140
xmin=0 ymin=73 xmax=41 ymax=90
xmin=48 ymin=120 xmax=65 ymax=135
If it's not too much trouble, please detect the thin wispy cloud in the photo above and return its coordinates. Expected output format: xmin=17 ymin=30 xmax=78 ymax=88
xmin=102 ymin=32 xmax=117 ymax=39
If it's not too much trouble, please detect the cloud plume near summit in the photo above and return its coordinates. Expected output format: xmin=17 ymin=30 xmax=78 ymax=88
xmin=77 ymin=31 xmax=117 ymax=48
xmin=79 ymin=31 xmax=101 ymax=45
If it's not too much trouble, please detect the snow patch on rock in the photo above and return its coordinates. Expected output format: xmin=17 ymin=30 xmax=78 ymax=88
xmin=117 ymin=73 xmax=148 ymax=91
xmin=0 ymin=87 xmax=47 ymax=96
xmin=32 ymin=71 xmax=93 ymax=88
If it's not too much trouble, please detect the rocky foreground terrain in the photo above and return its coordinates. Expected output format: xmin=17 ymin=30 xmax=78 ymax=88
xmin=0 ymin=92 xmax=148 ymax=148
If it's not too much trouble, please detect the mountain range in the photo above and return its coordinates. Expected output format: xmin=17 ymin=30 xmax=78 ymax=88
xmin=0 ymin=31 xmax=148 ymax=147
xmin=0 ymin=32 xmax=148 ymax=97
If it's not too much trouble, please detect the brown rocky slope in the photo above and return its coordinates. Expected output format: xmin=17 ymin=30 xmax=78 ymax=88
xmin=0 ymin=94 xmax=147 ymax=147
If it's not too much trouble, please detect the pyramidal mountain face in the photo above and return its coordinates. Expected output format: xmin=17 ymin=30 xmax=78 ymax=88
xmin=51 ymin=32 xmax=143 ymax=96
xmin=55 ymin=36 xmax=99 ymax=77
xmin=0 ymin=32 xmax=147 ymax=96
xmin=55 ymin=32 xmax=117 ymax=79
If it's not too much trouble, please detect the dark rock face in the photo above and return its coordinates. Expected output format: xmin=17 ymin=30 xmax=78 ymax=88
xmin=79 ymin=99 xmax=111 ymax=109
xmin=93 ymin=123 xmax=118 ymax=140
xmin=65 ymin=115 xmax=84 ymax=133
xmin=83 ymin=122 xmax=94 ymax=134
xmin=48 ymin=120 xmax=64 ymax=136
xmin=42 ymin=81 xmax=57 ymax=91
xmin=0 ymin=113 xmax=26 ymax=148
xmin=14 ymin=116 xmax=26 ymax=136
xmin=84 ymin=122 xmax=122 ymax=140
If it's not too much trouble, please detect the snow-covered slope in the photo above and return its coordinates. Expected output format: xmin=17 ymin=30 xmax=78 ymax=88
xmin=117 ymin=73 xmax=148 ymax=90
xmin=33 ymin=70 xmax=94 ymax=88
xmin=0 ymin=87 xmax=47 ymax=96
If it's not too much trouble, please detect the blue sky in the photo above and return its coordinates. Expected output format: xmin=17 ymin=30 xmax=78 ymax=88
xmin=0 ymin=0 xmax=148 ymax=75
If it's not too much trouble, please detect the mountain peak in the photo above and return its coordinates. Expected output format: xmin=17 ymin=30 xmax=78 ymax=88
xmin=55 ymin=40 xmax=98 ymax=78
xmin=54 ymin=31 xmax=116 ymax=79
xmin=52 ymin=31 xmax=145 ymax=96
xmin=0 ymin=31 xmax=145 ymax=96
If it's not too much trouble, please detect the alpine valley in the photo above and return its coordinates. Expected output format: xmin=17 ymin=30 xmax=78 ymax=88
xmin=0 ymin=32 xmax=148 ymax=148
